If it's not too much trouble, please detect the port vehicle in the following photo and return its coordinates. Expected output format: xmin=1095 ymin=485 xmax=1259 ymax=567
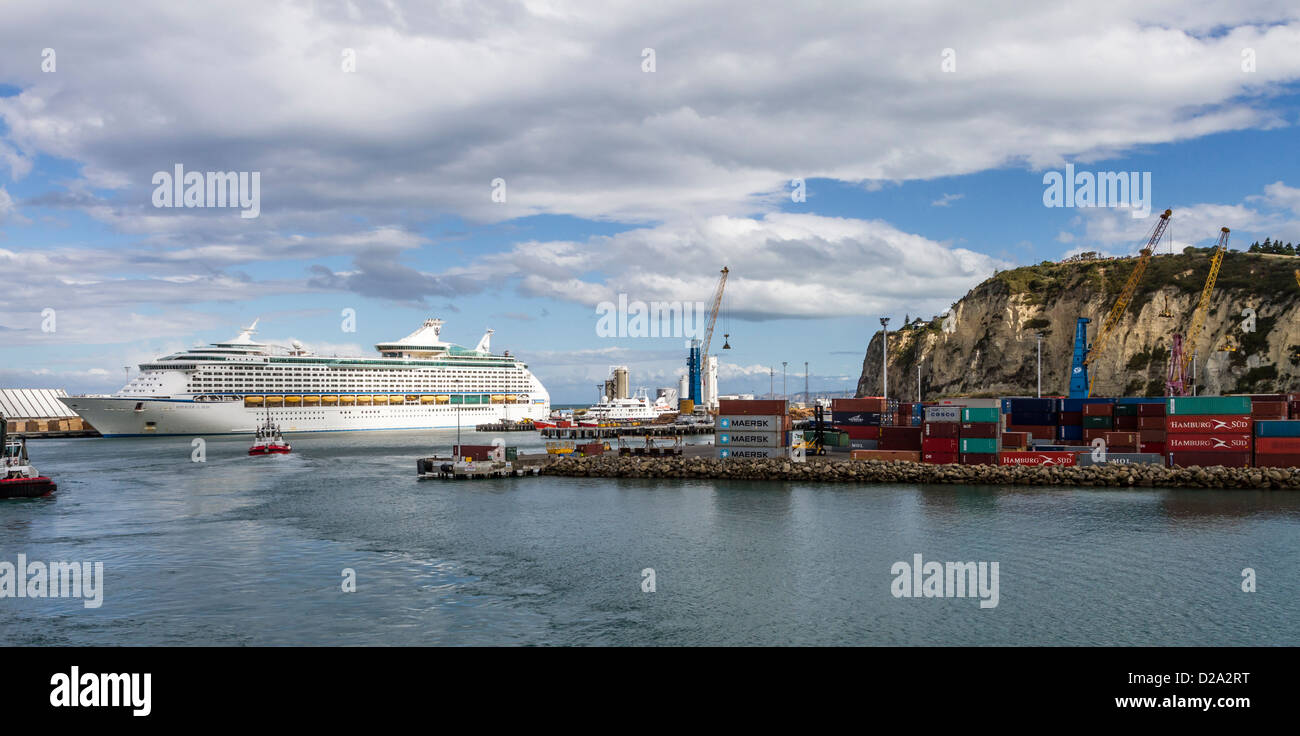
xmin=248 ymin=414 xmax=292 ymax=456
xmin=60 ymin=318 xmax=550 ymax=436
xmin=1 ymin=419 xmax=57 ymax=498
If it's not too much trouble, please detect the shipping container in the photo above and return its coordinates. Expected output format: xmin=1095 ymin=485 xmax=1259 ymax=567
xmin=1076 ymin=452 xmax=1165 ymax=467
xmin=1165 ymin=434 xmax=1253 ymax=452
xmin=1252 ymin=454 xmax=1300 ymax=468
xmin=959 ymin=453 xmax=999 ymax=465
xmin=831 ymin=411 xmax=883 ymax=426
xmin=1137 ymin=403 xmax=1167 ymax=417
xmin=1082 ymin=403 xmax=1114 ymax=417
xmin=1137 ymin=416 xmax=1167 ymax=430
xmin=959 ymin=437 xmax=998 ymax=454
xmin=923 ymin=421 xmax=959 ymax=438
xmin=1058 ymin=425 xmax=1083 ymax=441
xmin=999 ymin=451 xmax=1077 ymax=467
xmin=922 ymin=437 xmax=959 ymax=453
xmin=848 ymin=439 xmax=878 ymax=451
xmin=1167 ymin=452 xmax=1251 ymax=468
xmin=923 ymin=406 xmax=962 ymax=423
xmin=1103 ymin=432 xmax=1139 ymax=447
xmin=1138 ymin=441 xmax=1165 ymax=454
xmin=1009 ymin=410 xmax=1057 ymax=426
xmin=922 ymin=451 xmax=959 ymax=464
xmin=718 ymin=447 xmax=790 ymax=460
xmin=717 ymin=430 xmax=788 ymax=448
xmin=1253 ymin=437 xmax=1300 ymax=454
xmin=1250 ymin=401 xmax=1288 ymax=420
xmin=1166 ymin=416 xmax=1252 ymax=434
xmin=960 ymin=407 xmax=1000 ymax=424
xmin=1004 ymin=424 xmax=1056 ymax=440
xmin=850 ymin=450 xmax=920 ymax=462
xmin=1114 ymin=416 xmax=1139 ymax=429
xmin=1167 ymin=395 xmax=1253 ymax=416
xmin=1001 ymin=431 xmax=1030 ymax=450
xmin=1059 ymin=411 xmax=1083 ymax=425
xmin=837 ymin=425 xmax=880 ymax=440
xmin=1254 ymin=420 xmax=1300 ymax=438
xmin=932 ymin=398 xmax=1001 ymax=409
xmin=1113 ymin=404 xmax=1139 ymax=417
xmin=1082 ymin=416 xmax=1113 ymax=429
xmin=831 ymin=397 xmax=889 ymax=413
xmin=1137 ymin=429 xmax=1166 ymax=443
xmin=718 ymin=399 xmax=788 ymax=416
xmin=716 ymin=415 xmax=789 ymax=431
xmin=958 ymin=422 xmax=999 ymax=439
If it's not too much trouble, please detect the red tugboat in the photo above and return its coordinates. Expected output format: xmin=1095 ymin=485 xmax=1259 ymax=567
xmin=248 ymin=411 xmax=291 ymax=456
xmin=2 ymin=416 xmax=56 ymax=498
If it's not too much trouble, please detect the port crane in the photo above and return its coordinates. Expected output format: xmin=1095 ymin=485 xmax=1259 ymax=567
xmin=1167 ymin=227 xmax=1229 ymax=396
xmin=1069 ymin=209 xmax=1172 ymax=398
xmin=688 ymin=266 xmax=729 ymax=409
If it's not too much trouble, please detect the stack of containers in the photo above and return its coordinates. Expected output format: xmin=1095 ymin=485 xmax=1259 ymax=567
xmin=1254 ymin=418 xmax=1300 ymax=467
xmin=831 ymin=397 xmax=890 ymax=452
xmin=1129 ymin=398 xmax=1168 ymax=454
xmin=1002 ymin=397 xmax=1058 ymax=441
xmin=958 ymin=405 xmax=1001 ymax=465
xmin=716 ymin=399 xmax=791 ymax=459
xmin=877 ymin=424 xmax=923 ymax=458
xmin=921 ymin=405 xmax=960 ymax=464
xmin=1166 ymin=395 xmax=1254 ymax=467
xmin=1058 ymin=398 xmax=1085 ymax=444
xmin=1081 ymin=399 xmax=1116 ymax=444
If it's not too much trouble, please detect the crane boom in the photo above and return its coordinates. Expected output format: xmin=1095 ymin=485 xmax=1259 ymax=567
xmin=701 ymin=267 xmax=729 ymax=359
xmin=1180 ymin=227 xmax=1229 ymax=376
xmin=1085 ymin=208 xmax=1171 ymax=395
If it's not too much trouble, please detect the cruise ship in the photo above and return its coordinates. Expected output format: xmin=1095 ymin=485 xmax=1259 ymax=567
xmin=61 ymin=319 xmax=550 ymax=437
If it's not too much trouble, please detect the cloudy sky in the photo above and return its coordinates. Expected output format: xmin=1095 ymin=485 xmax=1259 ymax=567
xmin=2 ymin=1 xmax=1299 ymax=401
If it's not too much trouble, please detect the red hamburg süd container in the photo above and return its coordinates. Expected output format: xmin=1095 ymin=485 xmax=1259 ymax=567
xmin=1166 ymin=416 xmax=1252 ymax=434
xmin=1167 ymin=452 xmax=1251 ymax=468
xmin=921 ymin=437 xmax=959 ymax=453
xmin=958 ymin=422 xmax=999 ymax=439
xmin=1166 ymin=434 xmax=1253 ymax=452
xmin=922 ymin=451 xmax=958 ymax=464
xmin=923 ymin=422 xmax=959 ymax=438
xmin=999 ymin=451 xmax=1077 ymax=467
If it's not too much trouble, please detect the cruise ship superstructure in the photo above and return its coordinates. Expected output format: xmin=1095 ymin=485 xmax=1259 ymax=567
xmin=61 ymin=319 xmax=550 ymax=437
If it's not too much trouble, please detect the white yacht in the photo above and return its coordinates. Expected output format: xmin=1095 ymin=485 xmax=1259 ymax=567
xmin=578 ymin=388 xmax=675 ymax=425
xmin=61 ymin=319 xmax=550 ymax=437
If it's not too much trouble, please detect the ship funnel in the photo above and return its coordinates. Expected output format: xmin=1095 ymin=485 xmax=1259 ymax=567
xmin=475 ymin=328 xmax=495 ymax=353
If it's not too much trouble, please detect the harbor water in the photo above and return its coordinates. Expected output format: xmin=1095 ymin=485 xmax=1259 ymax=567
xmin=2 ymin=432 xmax=1298 ymax=646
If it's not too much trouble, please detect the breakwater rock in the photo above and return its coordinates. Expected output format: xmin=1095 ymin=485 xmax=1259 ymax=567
xmin=542 ymin=455 xmax=1300 ymax=489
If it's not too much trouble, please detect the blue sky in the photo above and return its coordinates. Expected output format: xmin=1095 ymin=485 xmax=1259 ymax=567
xmin=2 ymin=2 xmax=1300 ymax=402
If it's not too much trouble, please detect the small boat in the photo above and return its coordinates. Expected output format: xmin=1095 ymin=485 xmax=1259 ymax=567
xmin=2 ymin=420 xmax=56 ymax=498
xmin=248 ymin=412 xmax=292 ymax=456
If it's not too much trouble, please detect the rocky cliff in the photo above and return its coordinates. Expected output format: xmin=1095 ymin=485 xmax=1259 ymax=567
xmin=857 ymin=250 xmax=1300 ymax=399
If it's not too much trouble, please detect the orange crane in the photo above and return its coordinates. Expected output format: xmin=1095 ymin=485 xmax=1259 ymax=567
xmin=1084 ymin=209 xmax=1172 ymax=395
xmin=1167 ymin=227 xmax=1229 ymax=395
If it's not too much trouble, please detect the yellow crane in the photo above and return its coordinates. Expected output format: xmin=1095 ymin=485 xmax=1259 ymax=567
xmin=1085 ymin=208 xmax=1172 ymax=395
xmin=1179 ymin=227 xmax=1229 ymax=378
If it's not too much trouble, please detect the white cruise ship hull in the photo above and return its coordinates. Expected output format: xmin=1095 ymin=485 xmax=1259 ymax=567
xmin=62 ymin=397 xmax=549 ymax=437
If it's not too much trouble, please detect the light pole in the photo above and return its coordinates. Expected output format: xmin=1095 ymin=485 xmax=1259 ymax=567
xmin=804 ymin=361 xmax=809 ymax=405
xmin=782 ymin=362 xmax=787 ymax=400
xmin=1035 ymin=332 xmax=1044 ymax=398
xmin=769 ymin=367 xmax=774 ymax=399
xmin=879 ymin=318 xmax=890 ymax=399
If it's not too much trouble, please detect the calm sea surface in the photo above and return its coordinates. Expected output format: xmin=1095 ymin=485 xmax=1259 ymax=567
xmin=2 ymin=431 xmax=1298 ymax=646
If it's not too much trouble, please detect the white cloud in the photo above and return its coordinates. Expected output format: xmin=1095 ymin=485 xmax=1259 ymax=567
xmin=932 ymin=193 xmax=964 ymax=207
